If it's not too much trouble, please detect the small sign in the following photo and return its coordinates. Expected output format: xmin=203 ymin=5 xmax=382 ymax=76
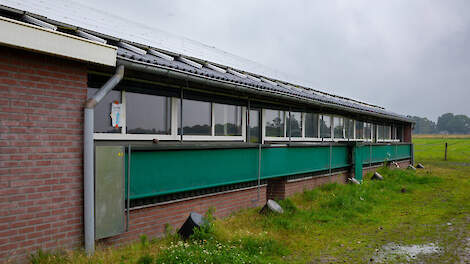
xmin=110 ymin=102 xmax=124 ymax=128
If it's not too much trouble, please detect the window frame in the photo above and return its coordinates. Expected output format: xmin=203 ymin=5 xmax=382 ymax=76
xmin=93 ymin=91 xmax=246 ymax=141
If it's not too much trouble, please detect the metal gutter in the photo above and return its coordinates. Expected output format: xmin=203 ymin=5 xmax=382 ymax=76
xmin=83 ymin=65 xmax=124 ymax=255
xmin=117 ymin=58 xmax=412 ymax=123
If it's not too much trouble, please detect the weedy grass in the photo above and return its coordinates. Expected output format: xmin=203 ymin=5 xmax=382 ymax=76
xmin=29 ymin=137 xmax=470 ymax=263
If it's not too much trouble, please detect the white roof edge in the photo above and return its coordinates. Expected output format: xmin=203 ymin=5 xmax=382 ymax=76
xmin=0 ymin=15 xmax=117 ymax=66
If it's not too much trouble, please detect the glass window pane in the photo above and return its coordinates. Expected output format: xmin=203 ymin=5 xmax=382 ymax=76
xmin=265 ymin=109 xmax=285 ymax=137
xmin=364 ymin=123 xmax=371 ymax=139
xmin=397 ymin=125 xmax=403 ymax=141
xmin=214 ymin=103 xmax=242 ymax=136
xmin=87 ymin=88 xmax=121 ymax=133
xmin=345 ymin=118 xmax=354 ymax=139
xmin=334 ymin=117 xmax=344 ymax=139
xmin=126 ymin=92 xmax=171 ymax=135
xmin=305 ymin=113 xmax=319 ymax=138
xmin=378 ymin=125 xmax=384 ymax=140
xmin=249 ymin=110 xmax=260 ymax=143
xmin=384 ymin=125 xmax=391 ymax=139
xmin=320 ymin=115 xmax=331 ymax=138
xmin=177 ymin=99 xmax=211 ymax=135
xmin=287 ymin=112 xmax=302 ymax=137
xmin=355 ymin=121 xmax=364 ymax=139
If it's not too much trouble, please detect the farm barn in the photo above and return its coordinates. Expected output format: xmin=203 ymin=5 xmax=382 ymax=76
xmin=0 ymin=1 xmax=413 ymax=262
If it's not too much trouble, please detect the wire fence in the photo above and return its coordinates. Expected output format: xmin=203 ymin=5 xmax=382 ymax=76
xmin=414 ymin=141 xmax=470 ymax=161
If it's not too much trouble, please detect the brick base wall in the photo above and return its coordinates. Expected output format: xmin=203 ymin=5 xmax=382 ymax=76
xmin=101 ymin=185 xmax=266 ymax=245
xmin=0 ymin=47 xmax=87 ymax=263
xmin=362 ymin=159 xmax=412 ymax=178
xmin=267 ymin=171 xmax=349 ymax=200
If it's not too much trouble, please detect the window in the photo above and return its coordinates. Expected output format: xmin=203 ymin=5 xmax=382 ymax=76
xmin=345 ymin=118 xmax=354 ymax=139
xmin=355 ymin=121 xmax=364 ymax=139
xmin=214 ymin=103 xmax=242 ymax=136
xmin=305 ymin=113 xmax=319 ymax=138
xmin=364 ymin=123 xmax=372 ymax=140
xmin=384 ymin=125 xmax=391 ymax=140
xmin=287 ymin=112 xmax=302 ymax=137
xmin=396 ymin=125 xmax=403 ymax=141
xmin=265 ymin=109 xmax=285 ymax=137
xmin=178 ymin=99 xmax=212 ymax=135
xmin=333 ymin=116 xmax=344 ymax=139
xmin=378 ymin=125 xmax=384 ymax=140
xmin=248 ymin=109 xmax=260 ymax=143
xmin=87 ymin=88 xmax=121 ymax=133
xmin=320 ymin=115 xmax=331 ymax=138
xmin=126 ymin=92 xmax=171 ymax=134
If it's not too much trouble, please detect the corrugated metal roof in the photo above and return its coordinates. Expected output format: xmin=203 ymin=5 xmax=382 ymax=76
xmin=0 ymin=0 xmax=411 ymax=122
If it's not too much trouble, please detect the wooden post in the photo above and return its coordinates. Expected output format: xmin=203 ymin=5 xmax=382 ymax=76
xmin=445 ymin=142 xmax=448 ymax=161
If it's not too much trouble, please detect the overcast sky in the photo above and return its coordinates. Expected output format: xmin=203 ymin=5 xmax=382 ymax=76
xmin=80 ymin=0 xmax=470 ymax=121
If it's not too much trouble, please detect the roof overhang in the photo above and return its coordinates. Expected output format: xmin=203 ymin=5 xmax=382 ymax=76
xmin=117 ymin=57 xmax=413 ymax=123
xmin=0 ymin=15 xmax=117 ymax=66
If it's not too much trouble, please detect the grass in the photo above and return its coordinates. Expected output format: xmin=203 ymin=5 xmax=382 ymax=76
xmin=29 ymin=137 xmax=470 ymax=263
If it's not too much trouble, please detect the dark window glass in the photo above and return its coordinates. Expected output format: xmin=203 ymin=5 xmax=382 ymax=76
xmin=305 ymin=113 xmax=319 ymax=138
xmin=384 ymin=125 xmax=391 ymax=139
xmin=177 ymin=99 xmax=211 ymax=135
xmin=248 ymin=109 xmax=260 ymax=143
xmin=396 ymin=125 xmax=403 ymax=141
xmin=320 ymin=115 xmax=331 ymax=138
xmin=287 ymin=112 xmax=302 ymax=137
xmin=126 ymin=92 xmax=171 ymax=134
xmin=87 ymin=88 xmax=121 ymax=133
xmin=214 ymin=103 xmax=242 ymax=136
xmin=355 ymin=121 xmax=364 ymax=139
xmin=265 ymin=110 xmax=285 ymax=137
xmin=334 ymin=117 xmax=344 ymax=139
xmin=345 ymin=118 xmax=355 ymax=139
xmin=378 ymin=125 xmax=384 ymax=140
xmin=364 ymin=123 xmax=372 ymax=139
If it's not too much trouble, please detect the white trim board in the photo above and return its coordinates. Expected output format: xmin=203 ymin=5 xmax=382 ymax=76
xmin=0 ymin=16 xmax=116 ymax=66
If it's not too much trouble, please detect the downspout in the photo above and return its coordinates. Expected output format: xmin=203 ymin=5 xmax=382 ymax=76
xmin=84 ymin=65 xmax=124 ymax=255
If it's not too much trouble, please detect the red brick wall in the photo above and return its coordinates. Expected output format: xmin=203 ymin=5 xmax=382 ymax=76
xmin=102 ymin=186 xmax=267 ymax=245
xmin=0 ymin=46 xmax=87 ymax=263
xmin=362 ymin=159 xmax=412 ymax=179
xmin=267 ymin=172 xmax=348 ymax=200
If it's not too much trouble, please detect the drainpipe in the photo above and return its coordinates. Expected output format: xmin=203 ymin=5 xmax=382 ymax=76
xmin=84 ymin=65 xmax=124 ymax=255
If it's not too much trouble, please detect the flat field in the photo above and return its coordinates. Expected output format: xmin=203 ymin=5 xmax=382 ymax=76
xmin=29 ymin=137 xmax=470 ymax=264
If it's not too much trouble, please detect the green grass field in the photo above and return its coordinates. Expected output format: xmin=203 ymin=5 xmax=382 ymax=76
xmin=30 ymin=137 xmax=470 ymax=264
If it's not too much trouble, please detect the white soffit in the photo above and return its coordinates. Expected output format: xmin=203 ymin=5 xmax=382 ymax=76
xmin=0 ymin=16 xmax=117 ymax=66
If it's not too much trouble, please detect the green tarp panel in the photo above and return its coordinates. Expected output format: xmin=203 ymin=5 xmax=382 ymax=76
xmin=125 ymin=146 xmax=350 ymax=200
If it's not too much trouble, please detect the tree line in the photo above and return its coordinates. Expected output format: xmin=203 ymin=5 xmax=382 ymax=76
xmin=409 ymin=113 xmax=470 ymax=134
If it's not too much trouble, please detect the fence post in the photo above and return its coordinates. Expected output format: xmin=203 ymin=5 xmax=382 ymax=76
xmin=445 ymin=142 xmax=448 ymax=161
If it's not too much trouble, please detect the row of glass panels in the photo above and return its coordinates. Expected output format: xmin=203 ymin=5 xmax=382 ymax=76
xmin=89 ymin=88 xmax=401 ymax=141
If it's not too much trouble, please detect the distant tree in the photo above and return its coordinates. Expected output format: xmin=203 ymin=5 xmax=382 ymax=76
xmin=437 ymin=113 xmax=470 ymax=134
xmin=437 ymin=113 xmax=454 ymax=132
xmin=409 ymin=116 xmax=437 ymax=134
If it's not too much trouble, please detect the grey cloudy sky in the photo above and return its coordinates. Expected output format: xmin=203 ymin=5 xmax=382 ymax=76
xmin=81 ymin=0 xmax=470 ymax=121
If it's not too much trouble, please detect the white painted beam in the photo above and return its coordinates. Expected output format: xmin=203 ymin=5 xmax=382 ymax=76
xmin=0 ymin=16 xmax=116 ymax=66
xmin=118 ymin=41 xmax=146 ymax=55
xmin=205 ymin=63 xmax=226 ymax=73
xmin=227 ymin=68 xmax=247 ymax=78
xmin=76 ymin=30 xmax=107 ymax=44
xmin=148 ymin=49 xmax=174 ymax=61
xmin=177 ymin=56 xmax=202 ymax=69
xmin=23 ymin=14 xmax=57 ymax=31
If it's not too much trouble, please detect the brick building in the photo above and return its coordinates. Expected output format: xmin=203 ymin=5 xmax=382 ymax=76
xmin=0 ymin=1 xmax=414 ymax=262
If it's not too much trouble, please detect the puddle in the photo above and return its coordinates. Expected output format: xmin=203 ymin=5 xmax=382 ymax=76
xmin=373 ymin=242 xmax=441 ymax=263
